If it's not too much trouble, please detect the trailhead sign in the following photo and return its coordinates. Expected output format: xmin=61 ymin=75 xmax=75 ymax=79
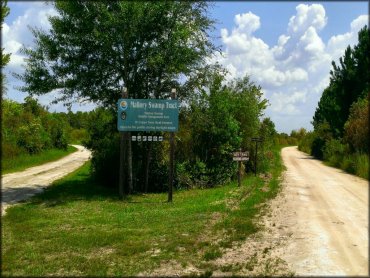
xmin=117 ymin=99 xmax=179 ymax=132
xmin=233 ymin=151 xmax=249 ymax=161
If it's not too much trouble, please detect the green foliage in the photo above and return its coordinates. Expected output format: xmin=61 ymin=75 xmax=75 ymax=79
xmin=323 ymin=139 xmax=349 ymax=167
xmin=301 ymin=26 xmax=369 ymax=179
xmin=83 ymin=107 xmax=119 ymax=186
xmin=313 ymin=26 xmax=369 ymax=138
xmin=298 ymin=131 xmax=315 ymax=154
xmin=177 ymin=73 xmax=267 ymax=187
xmin=343 ymin=97 xmax=369 ymax=153
xmin=1 ymin=98 xmax=85 ymax=160
xmin=16 ymin=1 xmax=217 ymax=106
xmin=17 ymin=118 xmax=51 ymax=154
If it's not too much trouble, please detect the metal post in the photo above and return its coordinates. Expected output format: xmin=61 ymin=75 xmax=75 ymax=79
xmin=168 ymin=88 xmax=176 ymax=202
xmin=119 ymin=87 xmax=128 ymax=199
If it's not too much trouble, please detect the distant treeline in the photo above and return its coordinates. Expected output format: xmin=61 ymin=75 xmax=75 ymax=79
xmin=298 ymin=26 xmax=369 ymax=179
xmin=1 ymin=97 xmax=89 ymax=159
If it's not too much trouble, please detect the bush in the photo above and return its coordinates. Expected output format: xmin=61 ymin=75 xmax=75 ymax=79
xmin=17 ymin=119 xmax=51 ymax=154
xmin=84 ymin=108 xmax=119 ymax=187
xmin=344 ymin=97 xmax=369 ymax=153
xmin=323 ymin=139 xmax=348 ymax=167
xmin=354 ymin=153 xmax=369 ymax=180
xmin=298 ymin=132 xmax=314 ymax=154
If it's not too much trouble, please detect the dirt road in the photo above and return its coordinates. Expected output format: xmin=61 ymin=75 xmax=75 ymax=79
xmin=1 ymin=145 xmax=91 ymax=215
xmin=274 ymin=146 xmax=368 ymax=276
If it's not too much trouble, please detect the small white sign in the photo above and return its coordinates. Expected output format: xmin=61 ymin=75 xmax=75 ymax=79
xmin=153 ymin=136 xmax=158 ymax=142
xmin=132 ymin=136 xmax=137 ymax=141
xmin=233 ymin=157 xmax=249 ymax=161
xmin=143 ymin=136 xmax=147 ymax=141
xmin=148 ymin=136 xmax=153 ymax=141
xmin=159 ymin=136 xmax=163 ymax=141
xmin=137 ymin=136 xmax=142 ymax=142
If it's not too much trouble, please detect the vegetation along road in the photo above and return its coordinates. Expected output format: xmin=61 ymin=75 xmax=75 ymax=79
xmin=1 ymin=145 xmax=91 ymax=215
xmin=272 ymin=146 xmax=368 ymax=275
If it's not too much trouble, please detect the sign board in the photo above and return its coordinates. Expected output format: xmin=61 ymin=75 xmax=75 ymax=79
xmin=233 ymin=151 xmax=249 ymax=161
xmin=117 ymin=99 xmax=179 ymax=132
xmin=233 ymin=157 xmax=249 ymax=161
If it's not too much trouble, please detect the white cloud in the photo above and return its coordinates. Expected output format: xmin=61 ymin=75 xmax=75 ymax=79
xmin=288 ymin=4 xmax=327 ymax=34
xmin=234 ymin=12 xmax=261 ymax=34
xmin=3 ymin=3 xmax=58 ymax=72
xmin=327 ymin=14 xmax=369 ymax=62
xmin=213 ymin=4 xmax=367 ymax=132
xmin=3 ymin=3 xmax=96 ymax=112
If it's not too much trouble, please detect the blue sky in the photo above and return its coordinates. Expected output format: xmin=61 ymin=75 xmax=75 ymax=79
xmin=3 ymin=1 xmax=369 ymax=133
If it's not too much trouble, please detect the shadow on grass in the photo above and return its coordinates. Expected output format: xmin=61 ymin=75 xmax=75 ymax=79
xmin=24 ymin=170 xmax=169 ymax=208
xmin=27 ymin=170 xmax=119 ymax=207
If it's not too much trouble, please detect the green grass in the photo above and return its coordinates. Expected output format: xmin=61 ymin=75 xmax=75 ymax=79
xmin=1 ymin=146 xmax=77 ymax=174
xmin=2 ymin=146 xmax=285 ymax=276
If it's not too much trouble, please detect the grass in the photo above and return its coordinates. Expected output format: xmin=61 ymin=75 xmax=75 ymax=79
xmin=2 ymin=146 xmax=285 ymax=276
xmin=1 ymin=145 xmax=77 ymax=174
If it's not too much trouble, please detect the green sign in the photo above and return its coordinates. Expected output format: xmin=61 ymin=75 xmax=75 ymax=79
xmin=117 ymin=99 xmax=179 ymax=132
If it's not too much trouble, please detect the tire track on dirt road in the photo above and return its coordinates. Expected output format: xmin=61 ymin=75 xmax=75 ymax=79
xmin=276 ymin=146 xmax=368 ymax=276
xmin=1 ymin=145 xmax=91 ymax=215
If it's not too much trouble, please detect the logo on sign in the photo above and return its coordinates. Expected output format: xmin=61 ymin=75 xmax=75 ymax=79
xmin=120 ymin=100 xmax=128 ymax=110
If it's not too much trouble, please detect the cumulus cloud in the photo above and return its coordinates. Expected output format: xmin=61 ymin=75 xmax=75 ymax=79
xmin=3 ymin=3 xmax=58 ymax=71
xmin=327 ymin=14 xmax=369 ymax=62
xmin=3 ymin=3 xmax=96 ymax=112
xmin=213 ymin=4 xmax=367 ymax=132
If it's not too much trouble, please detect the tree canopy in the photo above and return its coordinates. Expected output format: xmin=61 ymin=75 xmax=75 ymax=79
xmin=16 ymin=1 xmax=217 ymax=107
xmin=312 ymin=26 xmax=369 ymax=138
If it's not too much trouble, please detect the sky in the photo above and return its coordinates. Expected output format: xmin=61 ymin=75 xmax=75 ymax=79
xmin=2 ymin=1 xmax=369 ymax=133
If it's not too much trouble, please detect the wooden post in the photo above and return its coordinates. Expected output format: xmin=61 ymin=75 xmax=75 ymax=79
xmin=168 ymin=88 xmax=176 ymax=202
xmin=254 ymin=140 xmax=258 ymax=177
xmin=238 ymin=148 xmax=241 ymax=186
xmin=119 ymin=87 xmax=128 ymax=199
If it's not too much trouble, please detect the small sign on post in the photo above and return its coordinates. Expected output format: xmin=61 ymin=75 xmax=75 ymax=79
xmin=233 ymin=150 xmax=249 ymax=186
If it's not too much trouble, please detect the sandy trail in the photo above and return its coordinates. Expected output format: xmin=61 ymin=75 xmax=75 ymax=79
xmin=1 ymin=145 xmax=91 ymax=215
xmin=276 ymin=146 xmax=368 ymax=276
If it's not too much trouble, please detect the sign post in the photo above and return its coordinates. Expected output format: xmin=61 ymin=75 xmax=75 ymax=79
xmin=119 ymin=87 xmax=128 ymax=199
xmin=251 ymin=137 xmax=263 ymax=176
xmin=168 ymin=89 xmax=176 ymax=202
xmin=233 ymin=150 xmax=249 ymax=186
xmin=117 ymin=90 xmax=179 ymax=202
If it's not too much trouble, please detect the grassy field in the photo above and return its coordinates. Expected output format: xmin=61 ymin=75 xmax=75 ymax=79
xmin=1 ymin=146 xmax=77 ymax=174
xmin=2 ymin=146 xmax=285 ymax=276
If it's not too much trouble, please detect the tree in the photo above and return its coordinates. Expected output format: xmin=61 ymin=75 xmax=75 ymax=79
xmin=176 ymin=70 xmax=268 ymax=186
xmin=1 ymin=0 xmax=11 ymax=92
xmin=17 ymin=1 xmax=218 ymax=192
xmin=313 ymin=26 xmax=369 ymax=138
xmin=16 ymin=1 xmax=217 ymax=106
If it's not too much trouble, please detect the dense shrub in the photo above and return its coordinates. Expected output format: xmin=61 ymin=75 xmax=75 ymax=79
xmin=2 ymin=98 xmax=85 ymax=160
xmin=17 ymin=119 xmax=51 ymax=154
xmin=343 ymin=97 xmax=369 ymax=153
xmin=323 ymin=139 xmax=349 ymax=167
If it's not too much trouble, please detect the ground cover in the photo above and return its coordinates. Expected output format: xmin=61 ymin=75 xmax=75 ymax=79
xmin=2 ymin=146 xmax=285 ymax=276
